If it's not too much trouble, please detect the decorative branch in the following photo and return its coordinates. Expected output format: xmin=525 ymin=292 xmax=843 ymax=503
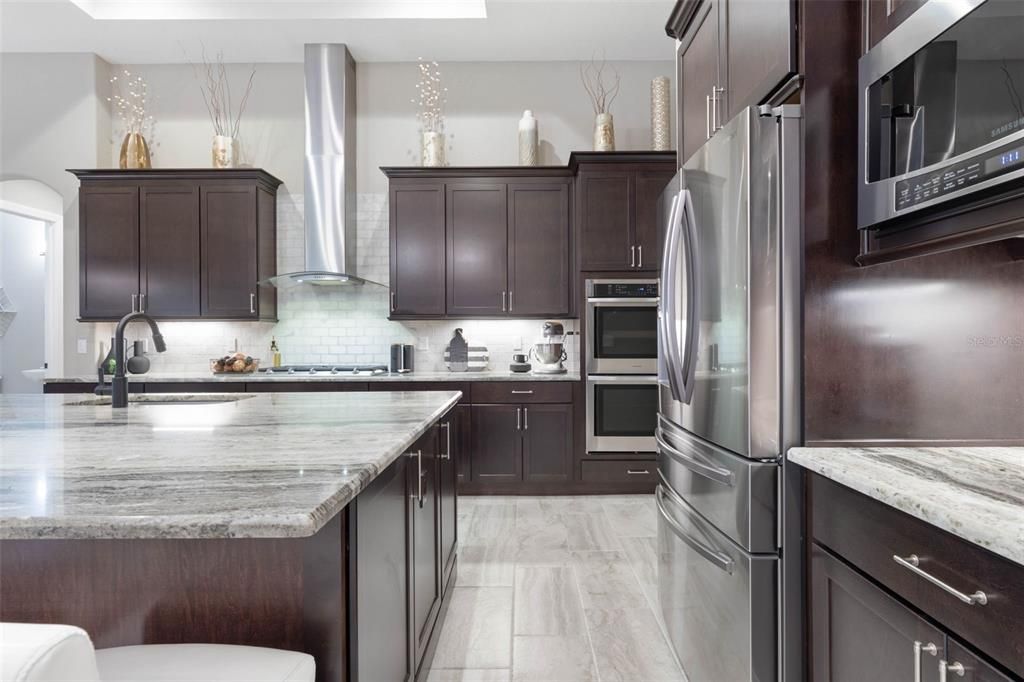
xmin=184 ymin=42 xmax=256 ymax=138
xmin=411 ymin=58 xmax=447 ymax=134
xmin=108 ymin=68 xmax=153 ymax=135
xmin=580 ymin=55 xmax=621 ymax=115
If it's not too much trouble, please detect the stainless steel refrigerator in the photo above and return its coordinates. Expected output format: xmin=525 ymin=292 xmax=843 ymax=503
xmin=656 ymin=105 xmax=803 ymax=682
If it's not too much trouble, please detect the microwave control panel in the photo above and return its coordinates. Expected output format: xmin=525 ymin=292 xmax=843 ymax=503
xmin=590 ymin=282 xmax=659 ymax=298
xmin=895 ymin=138 xmax=1024 ymax=211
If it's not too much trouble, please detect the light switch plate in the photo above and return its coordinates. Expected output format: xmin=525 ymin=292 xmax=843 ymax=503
xmin=77 ymin=339 xmax=88 ymax=354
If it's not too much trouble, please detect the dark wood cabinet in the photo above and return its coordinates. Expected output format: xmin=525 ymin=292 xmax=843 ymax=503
xmin=573 ymin=153 xmax=677 ymax=272
xmin=455 ymin=404 xmax=472 ymax=485
xmin=522 ymin=403 xmax=573 ymax=483
xmin=470 ymin=404 xmax=522 ymax=482
xmin=446 ymin=182 xmax=509 ymax=316
xmin=677 ymin=0 xmax=721 ymax=164
xmin=811 ymin=543 xmax=945 ymax=682
xmin=508 ymin=180 xmax=571 ymax=316
xmin=945 ymin=638 xmax=1016 ymax=682
xmin=867 ymin=0 xmax=929 ymax=50
xmin=438 ymin=412 xmax=459 ymax=587
xmin=668 ymin=0 xmax=795 ymax=163
xmin=350 ymin=454 xmax=409 ymax=682
xmin=71 ymin=169 xmax=280 ymax=322
xmin=389 ymin=181 xmax=446 ymax=317
xmin=408 ymin=427 xmax=441 ymax=677
xmin=140 ymin=185 xmax=200 ymax=317
xmin=79 ymin=185 xmax=140 ymax=319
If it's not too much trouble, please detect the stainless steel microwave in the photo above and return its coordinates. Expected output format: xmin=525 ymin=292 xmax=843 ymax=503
xmin=858 ymin=0 xmax=1024 ymax=230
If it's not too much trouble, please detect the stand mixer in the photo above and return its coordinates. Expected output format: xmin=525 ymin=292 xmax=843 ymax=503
xmin=530 ymin=321 xmax=568 ymax=374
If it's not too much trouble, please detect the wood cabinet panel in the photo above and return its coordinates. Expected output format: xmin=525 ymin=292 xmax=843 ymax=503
xmin=633 ymin=170 xmax=675 ymax=271
xmin=79 ymin=185 xmax=140 ymax=320
xmin=446 ymin=183 xmax=508 ymax=316
xmin=408 ymin=428 xmax=440 ymax=673
xmin=678 ymin=0 xmax=720 ymax=164
xmin=140 ymin=185 xmax=200 ymax=317
xmin=723 ymin=0 xmax=794 ymax=121
xmin=580 ymin=459 xmax=657 ymax=485
xmin=256 ymin=186 xmax=277 ymax=321
xmin=470 ymin=404 xmax=522 ymax=482
xmin=389 ymin=182 xmax=446 ymax=316
xmin=577 ymin=172 xmax=632 ymax=271
xmin=946 ymin=638 xmax=1016 ymax=682
xmin=522 ymin=403 xmax=573 ymax=483
xmin=811 ymin=543 xmax=945 ymax=682
xmin=201 ymin=185 xmax=258 ymax=318
xmin=438 ymin=411 xmax=459 ymax=585
xmin=471 ymin=381 xmax=573 ymax=404
xmin=456 ymin=404 xmax=472 ymax=484
xmin=508 ymin=181 xmax=571 ymax=315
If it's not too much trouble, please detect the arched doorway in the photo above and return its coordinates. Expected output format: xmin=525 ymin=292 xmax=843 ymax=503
xmin=0 ymin=179 xmax=64 ymax=393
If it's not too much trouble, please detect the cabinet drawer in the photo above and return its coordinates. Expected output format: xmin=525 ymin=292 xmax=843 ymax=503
xmin=471 ymin=382 xmax=572 ymax=404
xmin=811 ymin=474 xmax=1024 ymax=678
xmin=581 ymin=459 xmax=657 ymax=484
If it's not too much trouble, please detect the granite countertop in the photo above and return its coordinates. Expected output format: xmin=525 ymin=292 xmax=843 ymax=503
xmin=789 ymin=446 xmax=1024 ymax=566
xmin=43 ymin=369 xmax=581 ymax=383
xmin=0 ymin=391 xmax=460 ymax=540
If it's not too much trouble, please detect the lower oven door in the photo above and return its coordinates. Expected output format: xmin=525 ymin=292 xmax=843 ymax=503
xmin=586 ymin=375 xmax=658 ymax=453
xmin=656 ymin=479 xmax=777 ymax=682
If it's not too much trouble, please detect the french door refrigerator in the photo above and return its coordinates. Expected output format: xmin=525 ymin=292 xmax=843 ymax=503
xmin=656 ymin=105 xmax=803 ymax=682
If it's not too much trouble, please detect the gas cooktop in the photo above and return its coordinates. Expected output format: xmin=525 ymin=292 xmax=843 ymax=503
xmin=259 ymin=364 xmax=390 ymax=376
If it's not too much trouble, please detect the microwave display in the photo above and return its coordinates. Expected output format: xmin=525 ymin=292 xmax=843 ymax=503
xmin=865 ymin=1 xmax=1024 ymax=185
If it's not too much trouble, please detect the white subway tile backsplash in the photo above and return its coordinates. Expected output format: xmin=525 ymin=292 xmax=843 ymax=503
xmin=87 ymin=192 xmax=577 ymax=374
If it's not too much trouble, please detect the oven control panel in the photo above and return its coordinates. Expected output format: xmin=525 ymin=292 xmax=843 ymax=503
xmin=895 ymin=138 xmax=1024 ymax=211
xmin=590 ymin=282 xmax=659 ymax=298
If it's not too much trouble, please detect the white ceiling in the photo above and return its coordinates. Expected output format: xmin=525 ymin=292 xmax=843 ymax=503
xmin=0 ymin=0 xmax=677 ymax=63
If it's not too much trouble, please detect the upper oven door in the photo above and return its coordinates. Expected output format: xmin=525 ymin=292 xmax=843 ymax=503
xmin=586 ymin=299 xmax=659 ymax=374
xmin=859 ymin=0 xmax=1024 ymax=228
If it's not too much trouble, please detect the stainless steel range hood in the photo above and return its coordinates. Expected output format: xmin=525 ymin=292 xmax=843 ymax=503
xmin=265 ymin=44 xmax=383 ymax=289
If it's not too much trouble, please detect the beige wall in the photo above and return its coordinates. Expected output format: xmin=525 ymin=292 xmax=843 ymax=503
xmin=0 ymin=52 xmax=112 ymax=374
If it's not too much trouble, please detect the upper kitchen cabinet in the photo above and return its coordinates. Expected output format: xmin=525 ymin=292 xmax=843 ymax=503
xmin=571 ymin=152 xmax=676 ymax=272
xmin=382 ymin=167 xmax=573 ymax=319
xmin=667 ymin=0 xmax=797 ymax=163
xmin=70 ymin=169 xmax=281 ymax=322
xmin=388 ymin=180 xmax=446 ymax=317
xmin=866 ymin=0 xmax=929 ymax=50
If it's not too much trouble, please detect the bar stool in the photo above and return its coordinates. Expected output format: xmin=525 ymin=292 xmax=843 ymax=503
xmin=1 ymin=623 xmax=315 ymax=682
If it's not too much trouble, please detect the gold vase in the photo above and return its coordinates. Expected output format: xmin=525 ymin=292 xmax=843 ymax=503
xmin=119 ymin=132 xmax=152 ymax=169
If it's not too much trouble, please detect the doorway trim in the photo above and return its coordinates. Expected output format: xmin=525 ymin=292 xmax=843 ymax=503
xmin=0 ymin=179 xmax=65 ymax=379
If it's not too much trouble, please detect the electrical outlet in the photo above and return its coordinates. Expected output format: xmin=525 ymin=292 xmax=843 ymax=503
xmin=141 ymin=338 xmax=149 ymax=353
xmin=514 ymin=335 xmax=523 ymax=350
xmin=77 ymin=339 xmax=88 ymax=354
xmin=417 ymin=336 xmax=430 ymax=351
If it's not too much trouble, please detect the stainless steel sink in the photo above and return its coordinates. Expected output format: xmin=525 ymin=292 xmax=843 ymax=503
xmin=66 ymin=394 xmax=254 ymax=407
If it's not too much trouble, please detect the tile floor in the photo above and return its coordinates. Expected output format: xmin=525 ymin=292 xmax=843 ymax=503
xmin=427 ymin=495 xmax=686 ymax=682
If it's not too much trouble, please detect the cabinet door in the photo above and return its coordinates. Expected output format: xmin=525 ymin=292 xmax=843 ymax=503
xmin=446 ymin=182 xmax=508 ymax=316
xmin=945 ymin=638 xmax=1015 ymax=682
xmin=408 ymin=428 xmax=441 ymax=673
xmin=812 ymin=543 xmax=944 ymax=682
xmin=508 ymin=181 xmax=571 ymax=316
xmin=470 ymin=404 xmax=522 ymax=482
xmin=140 ymin=184 xmax=200 ymax=317
xmin=438 ymin=411 xmax=460 ymax=587
xmin=577 ymin=172 xmax=632 ymax=271
xmin=633 ymin=170 xmax=675 ymax=272
xmin=201 ymin=185 xmax=258 ymax=318
xmin=522 ymin=403 xmax=573 ymax=483
xmin=867 ymin=0 xmax=929 ymax=50
xmin=678 ymin=0 xmax=721 ymax=164
xmin=723 ymin=0 xmax=794 ymax=122
xmin=456 ymin=404 xmax=472 ymax=485
xmin=390 ymin=181 xmax=446 ymax=316
xmin=256 ymin=185 xmax=277 ymax=320
xmin=79 ymin=185 xmax=139 ymax=320
xmin=351 ymin=455 xmax=409 ymax=682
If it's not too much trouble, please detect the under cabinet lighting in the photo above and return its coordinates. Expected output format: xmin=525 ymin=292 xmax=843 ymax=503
xmin=67 ymin=1 xmax=487 ymax=20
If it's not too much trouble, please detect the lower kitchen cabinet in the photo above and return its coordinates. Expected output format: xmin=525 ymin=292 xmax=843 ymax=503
xmin=522 ymin=403 xmax=573 ymax=483
xmin=469 ymin=402 xmax=573 ymax=489
xmin=470 ymin=404 xmax=523 ymax=482
xmin=438 ymin=411 xmax=460 ymax=586
xmin=349 ymin=412 xmax=457 ymax=682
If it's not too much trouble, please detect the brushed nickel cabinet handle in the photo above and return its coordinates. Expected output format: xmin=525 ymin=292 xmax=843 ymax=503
xmin=439 ymin=422 xmax=451 ymax=460
xmin=131 ymin=294 xmax=138 ymax=313
xmin=706 ymin=94 xmax=712 ymax=139
xmin=939 ymin=660 xmax=965 ymax=682
xmin=914 ymin=641 xmax=938 ymax=682
xmin=630 ymin=245 xmax=636 ymax=268
xmin=516 ymin=407 xmax=521 ymax=431
xmin=508 ymin=290 xmax=513 ymax=312
xmin=627 ymin=469 xmax=650 ymax=475
xmin=511 ymin=390 xmax=533 ymax=394
xmin=249 ymin=293 xmax=256 ymax=314
xmin=390 ymin=291 xmax=396 ymax=312
xmin=502 ymin=291 xmax=507 ymax=312
xmin=140 ymin=293 xmax=146 ymax=313
xmin=712 ymin=86 xmax=725 ymax=132
xmin=523 ymin=407 xmax=528 ymax=431
xmin=893 ymin=555 xmax=988 ymax=605
xmin=638 ymin=244 xmax=643 ymax=268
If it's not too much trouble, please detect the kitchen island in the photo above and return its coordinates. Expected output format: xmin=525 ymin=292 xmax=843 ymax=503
xmin=0 ymin=391 xmax=463 ymax=682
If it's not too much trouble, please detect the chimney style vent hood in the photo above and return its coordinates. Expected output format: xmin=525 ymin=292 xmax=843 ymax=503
xmin=265 ymin=44 xmax=383 ymax=289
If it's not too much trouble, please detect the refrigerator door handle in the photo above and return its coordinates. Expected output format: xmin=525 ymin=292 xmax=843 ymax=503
xmin=656 ymin=484 xmax=735 ymax=574
xmin=655 ymin=426 xmax=734 ymax=486
xmin=660 ymin=191 xmax=685 ymax=403
xmin=678 ymin=189 xmax=700 ymax=405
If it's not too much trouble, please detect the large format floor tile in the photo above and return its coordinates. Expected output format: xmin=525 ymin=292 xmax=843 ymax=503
xmin=430 ymin=495 xmax=685 ymax=682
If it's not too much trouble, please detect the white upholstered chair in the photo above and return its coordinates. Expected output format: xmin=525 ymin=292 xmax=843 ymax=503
xmin=1 ymin=624 xmax=315 ymax=682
